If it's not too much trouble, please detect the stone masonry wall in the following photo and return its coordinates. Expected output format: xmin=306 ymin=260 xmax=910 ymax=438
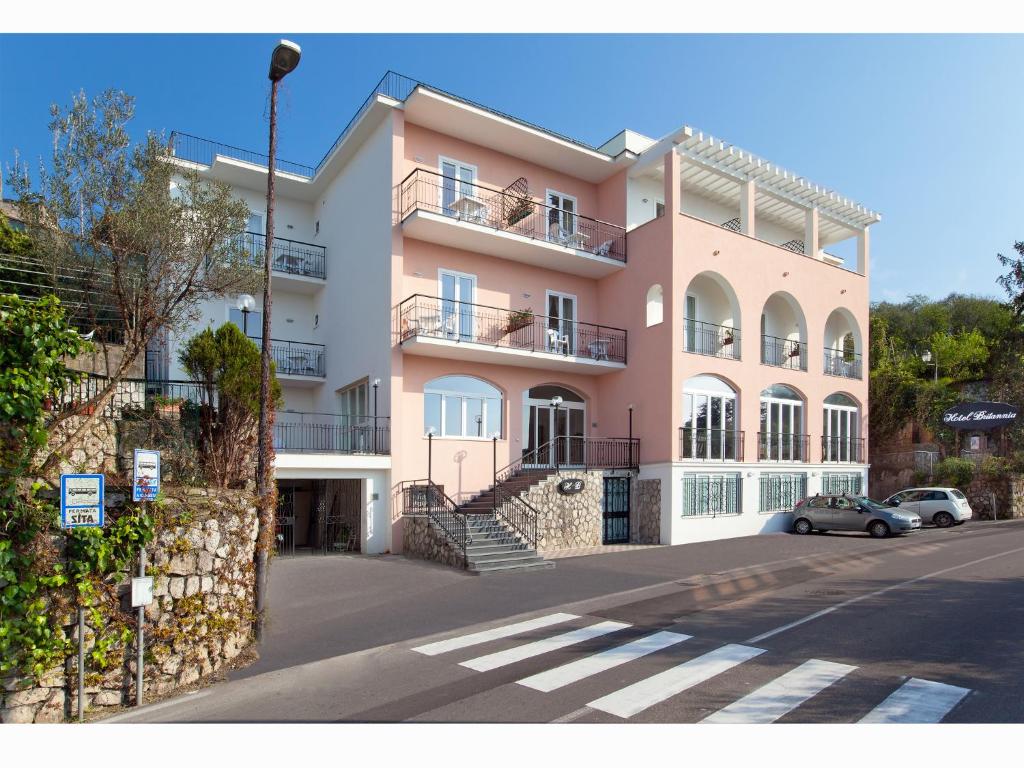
xmin=40 ymin=415 xmax=118 ymax=477
xmin=522 ymin=471 xmax=605 ymax=553
xmin=402 ymin=515 xmax=466 ymax=569
xmin=631 ymin=479 xmax=661 ymax=545
xmin=962 ymin=474 xmax=1024 ymax=520
xmin=0 ymin=488 xmax=258 ymax=723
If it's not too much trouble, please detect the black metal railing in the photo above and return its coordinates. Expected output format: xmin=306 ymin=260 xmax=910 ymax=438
xmin=757 ymin=432 xmax=810 ymax=462
xmin=49 ymin=375 xmax=213 ymax=419
xmin=396 ymin=294 xmax=627 ymax=365
xmin=168 ymin=131 xmax=317 ymax=177
xmin=401 ymin=479 xmax=470 ymax=567
xmin=274 ymin=413 xmax=390 ymax=454
xmin=397 ymin=168 xmax=627 ymax=263
xmin=759 ymin=473 xmax=807 ymax=513
xmin=236 ymin=231 xmax=326 ymax=280
xmin=495 ymin=436 xmax=640 ymax=485
xmin=761 ymin=335 xmax=807 ymax=371
xmin=721 ymin=217 xmax=741 ymax=233
xmin=679 ymin=427 xmax=744 ymax=461
xmin=780 ymin=239 xmax=806 ymax=254
xmin=821 ymin=435 xmax=866 ymax=463
xmin=683 ymin=319 xmax=740 ymax=360
xmin=248 ymin=336 xmax=325 ymax=377
xmin=823 ymin=348 xmax=863 ymax=379
xmin=494 ymin=484 xmax=540 ymax=550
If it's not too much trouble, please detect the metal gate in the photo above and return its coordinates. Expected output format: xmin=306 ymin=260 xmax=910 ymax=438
xmin=275 ymin=487 xmax=296 ymax=556
xmin=603 ymin=476 xmax=631 ymax=544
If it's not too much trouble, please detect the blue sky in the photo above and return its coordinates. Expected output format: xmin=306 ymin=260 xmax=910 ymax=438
xmin=2 ymin=34 xmax=1022 ymax=303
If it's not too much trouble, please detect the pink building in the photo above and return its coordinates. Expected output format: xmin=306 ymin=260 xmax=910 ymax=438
xmin=165 ymin=72 xmax=878 ymax=571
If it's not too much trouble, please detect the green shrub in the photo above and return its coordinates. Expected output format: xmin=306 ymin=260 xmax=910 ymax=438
xmin=979 ymin=455 xmax=1011 ymax=479
xmin=932 ymin=457 xmax=975 ymax=488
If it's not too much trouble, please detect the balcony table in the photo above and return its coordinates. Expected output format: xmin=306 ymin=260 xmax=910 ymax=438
xmin=588 ymin=339 xmax=611 ymax=361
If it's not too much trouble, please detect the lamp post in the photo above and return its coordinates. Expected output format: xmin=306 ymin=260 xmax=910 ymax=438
xmin=426 ymin=427 xmax=436 ymax=483
xmin=255 ymin=39 xmax=301 ymax=643
xmin=372 ymin=378 xmax=381 ymax=453
xmin=628 ymin=403 xmax=634 ymax=467
xmin=237 ymin=293 xmax=256 ymax=337
xmin=551 ymin=395 xmax=563 ymax=471
xmin=922 ymin=349 xmax=938 ymax=382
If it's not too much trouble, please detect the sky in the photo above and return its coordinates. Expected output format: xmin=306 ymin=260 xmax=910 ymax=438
xmin=1 ymin=33 xmax=1022 ymax=304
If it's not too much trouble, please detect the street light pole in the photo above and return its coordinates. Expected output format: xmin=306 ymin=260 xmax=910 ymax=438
xmin=237 ymin=293 xmax=255 ymax=337
xmin=372 ymin=378 xmax=380 ymax=454
xmin=255 ymin=39 xmax=301 ymax=643
xmin=551 ymin=395 xmax=563 ymax=472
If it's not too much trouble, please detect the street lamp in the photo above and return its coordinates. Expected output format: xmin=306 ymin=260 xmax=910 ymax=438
xmin=372 ymin=378 xmax=381 ymax=453
xmin=922 ymin=349 xmax=938 ymax=382
xmin=550 ymin=395 xmax=563 ymax=471
xmin=255 ymin=39 xmax=301 ymax=643
xmin=237 ymin=293 xmax=256 ymax=337
xmin=628 ymin=403 xmax=634 ymax=466
xmin=426 ymin=426 xmax=436 ymax=482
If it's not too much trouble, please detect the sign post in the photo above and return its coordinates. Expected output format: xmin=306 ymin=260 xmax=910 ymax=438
xmin=132 ymin=449 xmax=160 ymax=707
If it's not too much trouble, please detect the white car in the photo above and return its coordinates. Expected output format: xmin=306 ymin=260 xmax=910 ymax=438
xmin=883 ymin=487 xmax=973 ymax=527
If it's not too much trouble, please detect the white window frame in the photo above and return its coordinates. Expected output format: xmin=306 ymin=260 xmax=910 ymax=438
xmin=682 ymin=379 xmax=739 ymax=461
xmin=759 ymin=388 xmax=805 ymax=461
xmin=545 ymin=188 xmax=578 ymax=239
xmin=425 ymin=377 xmax=503 ymax=440
xmin=438 ymin=268 xmax=477 ymax=341
xmin=438 ymin=156 xmax=478 ymax=214
xmin=684 ymin=293 xmax=698 ymax=352
xmin=823 ymin=398 xmax=860 ymax=462
xmin=544 ymin=289 xmax=577 ymax=355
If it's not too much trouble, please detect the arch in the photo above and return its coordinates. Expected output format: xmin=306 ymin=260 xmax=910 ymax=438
xmin=823 ymin=308 xmax=864 ymax=379
xmin=825 ymin=391 xmax=859 ymax=409
xmin=760 ymin=291 xmax=808 ymax=369
xmin=521 ymin=383 xmax=588 ymax=461
xmin=760 ymin=383 xmax=807 ymax=461
xmin=646 ymin=284 xmax=664 ymax=327
xmin=822 ymin=391 xmax=862 ymax=462
xmin=682 ymin=271 xmax=742 ymax=358
xmin=681 ymin=374 xmax=741 ymax=460
xmin=423 ymin=375 xmax=503 ymax=438
xmin=760 ymin=383 xmax=804 ymax=401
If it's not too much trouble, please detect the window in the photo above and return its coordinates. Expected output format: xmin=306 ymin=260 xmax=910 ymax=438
xmin=646 ymin=284 xmax=663 ymax=327
xmin=823 ymin=393 xmax=860 ymax=462
xmin=759 ymin=384 xmax=805 ymax=461
xmin=760 ymin=473 xmax=807 ymax=513
xmin=439 ymin=269 xmax=476 ymax=341
xmin=681 ymin=474 xmax=741 ymax=517
xmin=546 ymin=290 xmax=577 ymax=354
xmin=951 ymin=489 xmax=967 ymax=500
xmin=439 ymin=158 xmax=477 ymax=217
xmin=821 ymin=472 xmax=862 ymax=495
xmin=339 ymin=381 xmax=368 ymax=419
xmin=424 ymin=375 xmax=502 ymax=438
xmin=229 ymin=307 xmax=261 ymax=338
xmin=248 ymin=212 xmax=264 ymax=235
xmin=546 ymin=190 xmax=577 ymax=242
xmin=807 ymin=497 xmax=831 ymax=509
xmin=681 ymin=375 xmax=739 ymax=460
xmin=655 ymin=200 xmax=665 ymax=218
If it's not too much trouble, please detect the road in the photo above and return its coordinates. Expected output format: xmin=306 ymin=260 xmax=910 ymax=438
xmin=107 ymin=519 xmax=1024 ymax=723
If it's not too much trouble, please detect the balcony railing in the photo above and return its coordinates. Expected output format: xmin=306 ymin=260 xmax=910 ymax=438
xmin=757 ymin=432 xmax=810 ymax=462
xmin=274 ymin=413 xmax=390 ymax=454
xmin=683 ymin=319 xmax=740 ymax=360
xmin=821 ymin=435 xmax=866 ymax=463
xmin=249 ymin=336 xmax=325 ymax=378
xmin=823 ymin=348 xmax=863 ymax=379
xmin=761 ymin=335 xmax=807 ymax=371
xmin=397 ymin=168 xmax=627 ymax=263
xmin=396 ymin=294 xmax=627 ymax=365
xmin=237 ymin=231 xmax=326 ymax=280
xmin=679 ymin=427 xmax=745 ymax=461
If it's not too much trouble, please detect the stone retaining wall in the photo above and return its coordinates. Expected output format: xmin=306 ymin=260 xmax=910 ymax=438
xmin=522 ymin=471 xmax=606 ymax=553
xmin=402 ymin=515 xmax=466 ymax=569
xmin=631 ymin=479 xmax=661 ymax=544
xmin=0 ymin=488 xmax=258 ymax=723
xmin=962 ymin=475 xmax=1024 ymax=520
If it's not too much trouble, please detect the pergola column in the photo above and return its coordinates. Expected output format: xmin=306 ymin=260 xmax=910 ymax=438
xmin=739 ymin=180 xmax=756 ymax=236
xmin=804 ymin=207 xmax=820 ymax=259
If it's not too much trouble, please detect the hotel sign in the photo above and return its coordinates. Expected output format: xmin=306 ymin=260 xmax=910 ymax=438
xmin=942 ymin=402 xmax=1018 ymax=431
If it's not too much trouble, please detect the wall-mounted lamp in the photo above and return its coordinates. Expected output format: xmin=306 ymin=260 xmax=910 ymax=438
xmin=840 ymin=289 xmax=847 ymax=295
xmin=783 ymin=271 xmax=790 ymax=277
xmin=522 ymin=292 xmax=531 ymax=299
xmin=713 ymin=250 xmax=720 ymax=256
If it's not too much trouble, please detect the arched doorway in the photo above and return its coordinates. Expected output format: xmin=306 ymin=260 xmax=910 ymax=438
xmin=523 ymin=384 xmax=586 ymax=465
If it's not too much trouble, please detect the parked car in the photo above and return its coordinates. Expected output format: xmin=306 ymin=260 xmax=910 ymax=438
xmin=791 ymin=494 xmax=921 ymax=538
xmin=882 ymin=487 xmax=973 ymax=527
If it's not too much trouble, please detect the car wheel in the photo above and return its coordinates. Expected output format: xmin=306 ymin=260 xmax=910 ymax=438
xmin=868 ymin=520 xmax=890 ymax=539
xmin=793 ymin=518 xmax=813 ymax=535
xmin=933 ymin=512 xmax=954 ymax=528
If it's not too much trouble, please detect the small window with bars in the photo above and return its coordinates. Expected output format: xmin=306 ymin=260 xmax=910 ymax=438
xmin=760 ymin=473 xmax=807 ymax=513
xmin=821 ymin=472 xmax=863 ymax=496
xmin=681 ymin=474 xmax=741 ymax=518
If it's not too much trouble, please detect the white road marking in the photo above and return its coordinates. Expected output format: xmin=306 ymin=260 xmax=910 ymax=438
xmin=550 ymin=706 xmax=593 ymax=723
xmin=461 ymin=621 xmax=630 ymax=672
xmin=701 ymin=658 xmax=856 ymax=723
xmin=518 ymin=631 xmax=691 ymax=692
xmin=747 ymin=544 xmax=1024 ymax=644
xmin=587 ymin=643 xmax=765 ymax=719
xmin=859 ymin=678 xmax=971 ymax=723
xmin=411 ymin=613 xmax=579 ymax=656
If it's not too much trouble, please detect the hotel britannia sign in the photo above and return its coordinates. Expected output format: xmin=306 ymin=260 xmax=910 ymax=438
xmin=941 ymin=402 xmax=1018 ymax=431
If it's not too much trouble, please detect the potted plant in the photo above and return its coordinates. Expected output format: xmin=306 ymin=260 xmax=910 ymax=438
xmin=503 ymin=308 xmax=534 ymax=335
xmin=788 ymin=343 xmax=802 ymax=358
xmin=721 ymin=330 xmax=735 ymax=347
xmin=152 ymin=394 xmax=185 ymax=420
xmin=504 ymin=195 xmax=533 ymax=228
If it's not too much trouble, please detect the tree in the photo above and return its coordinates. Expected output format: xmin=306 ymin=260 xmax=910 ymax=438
xmin=6 ymin=89 xmax=259 ymax=482
xmin=179 ymin=323 xmax=282 ymax=488
xmin=997 ymin=241 xmax=1024 ymax=317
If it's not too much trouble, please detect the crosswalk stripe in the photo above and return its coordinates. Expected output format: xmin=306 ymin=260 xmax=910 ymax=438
xmin=858 ymin=678 xmax=970 ymax=723
xmin=701 ymin=658 xmax=857 ymax=724
xmin=518 ymin=631 xmax=692 ymax=693
xmin=588 ymin=643 xmax=766 ymax=719
xmin=411 ymin=613 xmax=579 ymax=657
xmin=461 ymin=621 xmax=631 ymax=672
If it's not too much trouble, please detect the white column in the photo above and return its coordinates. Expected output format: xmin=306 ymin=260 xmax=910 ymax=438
xmin=804 ymin=208 xmax=820 ymax=259
xmin=363 ymin=471 xmax=389 ymax=554
xmin=857 ymin=227 xmax=870 ymax=276
xmin=739 ymin=181 xmax=756 ymax=236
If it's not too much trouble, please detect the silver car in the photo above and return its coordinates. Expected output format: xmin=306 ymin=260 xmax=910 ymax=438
xmin=883 ymin=487 xmax=973 ymax=527
xmin=792 ymin=494 xmax=922 ymax=538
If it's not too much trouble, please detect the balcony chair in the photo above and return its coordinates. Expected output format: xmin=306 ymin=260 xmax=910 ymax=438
xmin=546 ymin=327 xmax=570 ymax=355
xmin=593 ymin=239 xmax=614 ymax=258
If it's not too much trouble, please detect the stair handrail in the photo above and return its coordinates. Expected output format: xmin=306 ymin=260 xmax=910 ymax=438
xmin=493 ymin=437 xmax=558 ymax=487
xmin=493 ymin=483 xmax=540 ymax=550
xmin=401 ymin=478 xmax=471 ymax=566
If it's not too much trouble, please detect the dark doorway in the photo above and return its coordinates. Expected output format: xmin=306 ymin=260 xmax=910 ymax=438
xmin=603 ymin=476 xmax=630 ymax=544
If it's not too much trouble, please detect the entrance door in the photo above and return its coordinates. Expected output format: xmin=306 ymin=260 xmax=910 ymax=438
xmin=439 ymin=269 xmax=476 ymax=342
xmin=524 ymin=386 xmax=586 ymax=465
xmin=546 ymin=291 xmax=577 ymax=355
xmin=603 ymin=477 xmax=630 ymax=544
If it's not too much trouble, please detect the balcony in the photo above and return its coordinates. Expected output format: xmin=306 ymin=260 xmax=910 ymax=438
xmin=397 ymin=168 xmax=626 ymax=278
xmin=821 ymin=435 xmax=866 ymax=463
xmin=238 ymin=232 xmax=326 ymax=293
xmin=274 ymin=413 xmax=390 ymax=454
xmin=757 ymin=432 xmax=810 ymax=462
xmin=761 ymin=335 xmax=807 ymax=371
xmin=395 ymin=294 xmax=626 ymax=374
xmin=249 ymin=337 xmax=325 ymax=384
xmin=823 ymin=348 xmax=863 ymax=380
xmin=683 ymin=319 xmax=740 ymax=361
xmin=679 ymin=427 xmax=745 ymax=461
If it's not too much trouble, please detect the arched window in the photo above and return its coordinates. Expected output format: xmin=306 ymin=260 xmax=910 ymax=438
xmin=424 ymin=376 xmax=502 ymax=438
xmin=646 ymin=284 xmax=663 ymax=327
xmin=681 ymin=375 xmax=740 ymax=460
xmin=759 ymin=385 xmax=805 ymax=461
xmin=823 ymin=393 xmax=860 ymax=462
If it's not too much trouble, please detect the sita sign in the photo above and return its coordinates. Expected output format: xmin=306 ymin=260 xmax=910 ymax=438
xmin=942 ymin=402 xmax=1018 ymax=431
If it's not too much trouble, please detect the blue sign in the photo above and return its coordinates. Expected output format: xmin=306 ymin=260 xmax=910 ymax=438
xmin=60 ymin=474 xmax=105 ymax=528
xmin=133 ymin=448 xmax=161 ymax=501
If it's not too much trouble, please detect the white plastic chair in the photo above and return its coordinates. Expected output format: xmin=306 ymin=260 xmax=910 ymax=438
xmin=546 ymin=327 xmax=569 ymax=355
